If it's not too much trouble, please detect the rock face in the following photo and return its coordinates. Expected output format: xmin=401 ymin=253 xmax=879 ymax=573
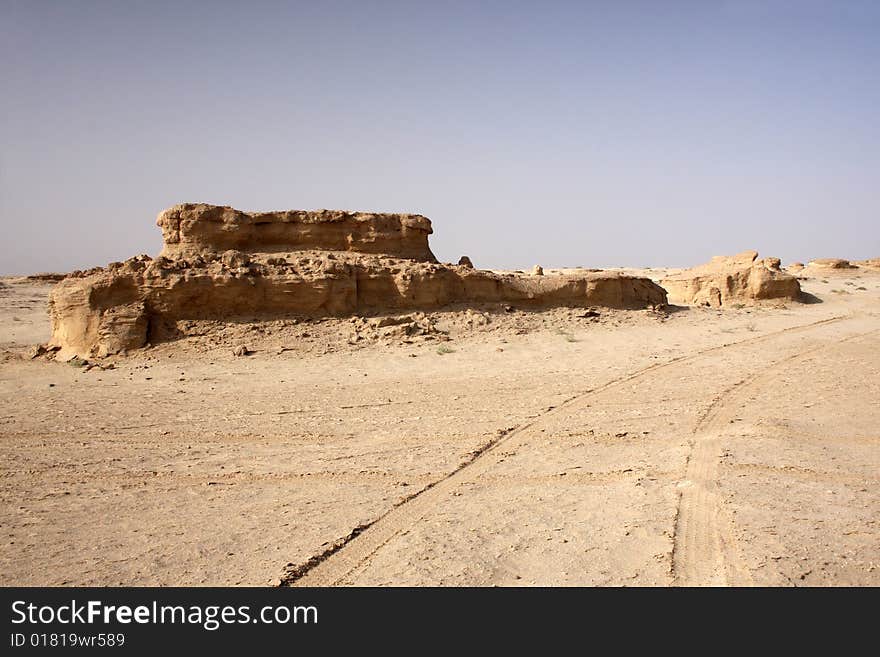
xmin=49 ymin=204 xmax=667 ymax=357
xmin=661 ymin=250 xmax=801 ymax=307
xmin=158 ymin=204 xmax=437 ymax=262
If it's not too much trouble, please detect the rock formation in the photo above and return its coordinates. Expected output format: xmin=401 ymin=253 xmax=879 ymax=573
xmin=158 ymin=204 xmax=436 ymax=262
xmin=661 ymin=250 xmax=801 ymax=307
xmin=807 ymin=258 xmax=857 ymax=270
xmin=49 ymin=204 xmax=667 ymax=357
xmin=26 ymin=273 xmax=67 ymax=283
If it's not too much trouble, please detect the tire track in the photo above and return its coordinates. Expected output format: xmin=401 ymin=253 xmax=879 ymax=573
xmin=671 ymin=324 xmax=877 ymax=587
xmin=283 ymin=314 xmax=849 ymax=586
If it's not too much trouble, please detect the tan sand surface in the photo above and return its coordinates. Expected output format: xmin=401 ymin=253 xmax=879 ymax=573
xmin=1 ymin=268 xmax=878 ymax=586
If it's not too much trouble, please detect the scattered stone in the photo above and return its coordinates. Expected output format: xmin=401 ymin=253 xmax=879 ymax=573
xmin=371 ymin=315 xmax=414 ymax=328
xmin=855 ymin=258 xmax=880 ymax=269
xmin=221 ymin=250 xmax=251 ymax=268
xmin=232 ymin=345 xmax=250 ymax=357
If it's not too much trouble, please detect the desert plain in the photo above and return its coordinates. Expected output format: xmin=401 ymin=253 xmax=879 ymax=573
xmin=1 ymin=217 xmax=878 ymax=587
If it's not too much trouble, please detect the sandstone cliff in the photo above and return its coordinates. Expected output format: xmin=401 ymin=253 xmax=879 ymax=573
xmin=158 ymin=204 xmax=436 ymax=262
xmin=49 ymin=252 xmax=667 ymax=357
xmin=49 ymin=205 xmax=668 ymax=357
xmin=661 ymin=250 xmax=801 ymax=307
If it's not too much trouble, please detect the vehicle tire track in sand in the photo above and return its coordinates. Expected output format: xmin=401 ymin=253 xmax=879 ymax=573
xmin=283 ymin=315 xmax=848 ymax=587
xmin=671 ymin=324 xmax=877 ymax=587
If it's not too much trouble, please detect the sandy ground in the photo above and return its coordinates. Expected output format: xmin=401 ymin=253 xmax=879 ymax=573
xmin=1 ymin=267 xmax=878 ymax=586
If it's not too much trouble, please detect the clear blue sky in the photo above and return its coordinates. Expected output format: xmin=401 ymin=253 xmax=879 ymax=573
xmin=2 ymin=0 xmax=878 ymax=274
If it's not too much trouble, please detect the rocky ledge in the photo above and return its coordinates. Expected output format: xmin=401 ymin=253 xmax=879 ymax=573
xmin=48 ymin=205 xmax=667 ymax=358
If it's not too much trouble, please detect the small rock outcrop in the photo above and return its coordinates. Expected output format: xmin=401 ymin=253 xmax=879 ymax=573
xmin=48 ymin=204 xmax=667 ymax=358
xmin=807 ymin=258 xmax=856 ymax=270
xmin=661 ymin=250 xmax=801 ymax=307
xmin=26 ymin=273 xmax=67 ymax=283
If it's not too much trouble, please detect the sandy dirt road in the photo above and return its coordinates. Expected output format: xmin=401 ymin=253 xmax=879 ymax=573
xmin=292 ymin=313 xmax=879 ymax=586
xmin=1 ymin=269 xmax=878 ymax=585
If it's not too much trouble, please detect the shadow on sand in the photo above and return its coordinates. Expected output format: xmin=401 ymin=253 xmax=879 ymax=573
xmin=799 ymin=291 xmax=823 ymax=304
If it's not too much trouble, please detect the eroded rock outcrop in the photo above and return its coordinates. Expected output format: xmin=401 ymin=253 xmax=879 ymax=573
xmin=661 ymin=250 xmax=801 ymax=307
xmin=158 ymin=204 xmax=437 ymax=262
xmin=49 ymin=204 xmax=667 ymax=357
xmin=807 ymin=258 xmax=857 ymax=270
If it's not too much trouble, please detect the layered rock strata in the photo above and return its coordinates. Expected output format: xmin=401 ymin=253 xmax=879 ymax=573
xmin=158 ymin=204 xmax=436 ymax=262
xmin=49 ymin=205 xmax=667 ymax=357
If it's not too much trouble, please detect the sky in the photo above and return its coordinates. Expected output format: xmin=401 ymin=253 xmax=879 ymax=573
xmin=1 ymin=0 xmax=878 ymax=274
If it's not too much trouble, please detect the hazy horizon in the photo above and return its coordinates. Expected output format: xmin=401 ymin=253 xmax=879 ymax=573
xmin=2 ymin=1 xmax=878 ymax=275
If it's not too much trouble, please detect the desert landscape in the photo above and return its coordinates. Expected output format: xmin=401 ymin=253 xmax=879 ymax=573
xmin=1 ymin=206 xmax=877 ymax=587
